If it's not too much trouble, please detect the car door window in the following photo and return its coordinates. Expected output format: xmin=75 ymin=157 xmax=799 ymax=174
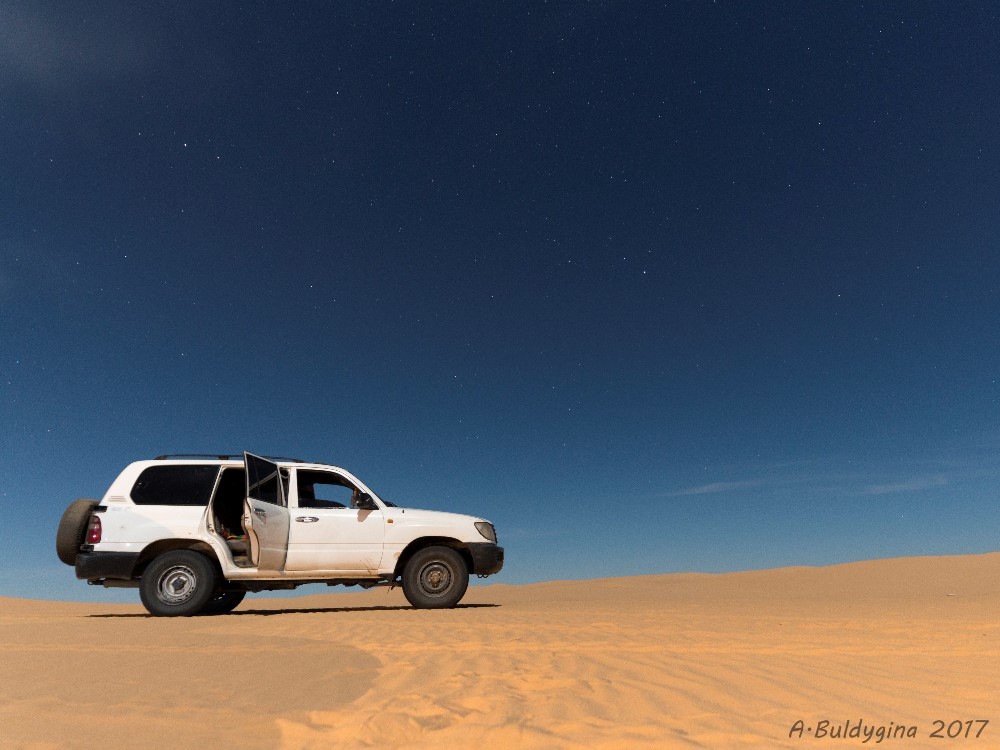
xmin=296 ymin=470 xmax=358 ymax=509
xmin=245 ymin=453 xmax=287 ymax=507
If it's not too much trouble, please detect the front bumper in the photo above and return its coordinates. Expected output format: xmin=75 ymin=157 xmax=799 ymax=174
xmin=75 ymin=551 xmax=140 ymax=581
xmin=468 ymin=543 xmax=504 ymax=576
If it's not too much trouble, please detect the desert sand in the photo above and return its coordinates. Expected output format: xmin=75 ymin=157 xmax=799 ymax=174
xmin=2 ymin=552 xmax=998 ymax=749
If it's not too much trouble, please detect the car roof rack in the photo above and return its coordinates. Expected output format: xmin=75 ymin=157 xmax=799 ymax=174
xmin=153 ymin=454 xmax=308 ymax=462
xmin=154 ymin=454 xmax=236 ymax=460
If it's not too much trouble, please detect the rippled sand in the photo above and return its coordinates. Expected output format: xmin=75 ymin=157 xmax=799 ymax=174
xmin=2 ymin=552 xmax=998 ymax=748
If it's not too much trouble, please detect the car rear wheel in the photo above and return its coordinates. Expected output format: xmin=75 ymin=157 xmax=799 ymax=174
xmin=139 ymin=550 xmax=218 ymax=617
xmin=200 ymin=590 xmax=246 ymax=615
xmin=402 ymin=546 xmax=469 ymax=609
xmin=56 ymin=499 xmax=98 ymax=566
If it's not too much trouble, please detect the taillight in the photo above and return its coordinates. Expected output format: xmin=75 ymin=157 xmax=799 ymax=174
xmin=86 ymin=515 xmax=102 ymax=544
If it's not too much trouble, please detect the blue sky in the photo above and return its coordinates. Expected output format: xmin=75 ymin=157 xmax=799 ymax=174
xmin=2 ymin=2 xmax=999 ymax=601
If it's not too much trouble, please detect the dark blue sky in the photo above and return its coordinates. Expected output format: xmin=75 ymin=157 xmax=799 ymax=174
xmin=2 ymin=2 xmax=999 ymax=600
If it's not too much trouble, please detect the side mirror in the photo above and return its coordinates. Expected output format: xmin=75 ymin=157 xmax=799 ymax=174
xmin=355 ymin=493 xmax=377 ymax=510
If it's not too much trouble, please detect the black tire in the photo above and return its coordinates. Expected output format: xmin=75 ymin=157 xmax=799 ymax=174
xmin=139 ymin=550 xmax=218 ymax=617
xmin=56 ymin=499 xmax=98 ymax=566
xmin=200 ymin=590 xmax=246 ymax=615
xmin=401 ymin=546 xmax=469 ymax=609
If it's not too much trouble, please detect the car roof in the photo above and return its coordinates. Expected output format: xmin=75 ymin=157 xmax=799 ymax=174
xmin=146 ymin=455 xmax=350 ymax=473
xmin=153 ymin=454 xmax=307 ymax=462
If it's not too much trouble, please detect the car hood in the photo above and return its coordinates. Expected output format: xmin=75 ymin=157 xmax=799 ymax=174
xmin=385 ymin=506 xmax=486 ymax=525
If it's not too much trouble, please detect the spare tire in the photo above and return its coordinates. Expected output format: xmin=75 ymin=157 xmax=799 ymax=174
xmin=56 ymin=499 xmax=98 ymax=566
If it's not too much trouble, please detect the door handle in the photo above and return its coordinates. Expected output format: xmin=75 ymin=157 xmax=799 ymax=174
xmin=254 ymin=508 xmax=267 ymax=518
xmin=296 ymin=516 xmax=319 ymax=523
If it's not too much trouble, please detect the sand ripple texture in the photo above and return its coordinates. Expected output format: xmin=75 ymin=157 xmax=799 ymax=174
xmin=2 ymin=552 xmax=998 ymax=749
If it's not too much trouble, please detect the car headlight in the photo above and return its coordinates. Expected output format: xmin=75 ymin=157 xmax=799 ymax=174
xmin=475 ymin=521 xmax=497 ymax=543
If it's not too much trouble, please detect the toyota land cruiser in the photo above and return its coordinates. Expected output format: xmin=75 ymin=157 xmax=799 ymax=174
xmin=56 ymin=453 xmax=504 ymax=616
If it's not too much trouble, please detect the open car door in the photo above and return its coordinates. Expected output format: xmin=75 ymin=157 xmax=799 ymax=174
xmin=243 ymin=452 xmax=290 ymax=571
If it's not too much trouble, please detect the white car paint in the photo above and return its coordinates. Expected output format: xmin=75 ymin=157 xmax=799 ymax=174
xmin=87 ymin=456 xmax=498 ymax=583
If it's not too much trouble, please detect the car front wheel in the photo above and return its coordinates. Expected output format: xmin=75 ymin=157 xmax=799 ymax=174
xmin=139 ymin=550 xmax=218 ymax=617
xmin=401 ymin=546 xmax=469 ymax=609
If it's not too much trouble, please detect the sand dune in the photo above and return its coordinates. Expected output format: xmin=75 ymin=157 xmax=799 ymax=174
xmin=2 ymin=552 xmax=998 ymax=749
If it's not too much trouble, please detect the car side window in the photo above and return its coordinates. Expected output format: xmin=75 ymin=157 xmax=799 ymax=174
xmin=296 ymin=470 xmax=357 ymax=509
xmin=131 ymin=465 xmax=220 ymax=506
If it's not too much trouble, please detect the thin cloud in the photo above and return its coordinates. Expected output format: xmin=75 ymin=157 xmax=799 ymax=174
xmin=863 ymin=476 xmax=947 ymax=495
xmin=668 ymin=479 xmax=769 ymax=496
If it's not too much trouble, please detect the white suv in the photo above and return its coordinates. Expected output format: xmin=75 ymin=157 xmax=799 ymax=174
xmin=56 ymin=453 xmax=504 ymax=616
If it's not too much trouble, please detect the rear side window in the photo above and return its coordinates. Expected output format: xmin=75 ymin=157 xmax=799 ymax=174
xmin=131 ymin=465 xmax=220 ymax=506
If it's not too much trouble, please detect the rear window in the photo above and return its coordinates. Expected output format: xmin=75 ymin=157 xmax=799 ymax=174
xmin=131 ymin=465 xmax=220 ymax=506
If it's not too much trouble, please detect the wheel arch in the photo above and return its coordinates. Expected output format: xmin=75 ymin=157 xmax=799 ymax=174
xmin=134 ymin=539 xmax=222 ymax=578
xmin=393 ymin=537 xmax=473 ymax=579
